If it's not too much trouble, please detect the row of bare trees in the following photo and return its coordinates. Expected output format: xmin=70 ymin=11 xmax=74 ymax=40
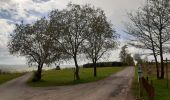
xmin=8 ymin=3 xmax=118 ymax=81
xmin=126 ymin=0 xmax=170 ymax=79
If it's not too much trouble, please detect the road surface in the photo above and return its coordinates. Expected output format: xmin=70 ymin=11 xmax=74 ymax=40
xmin=0 ymin=67 xmax=134 ymax=100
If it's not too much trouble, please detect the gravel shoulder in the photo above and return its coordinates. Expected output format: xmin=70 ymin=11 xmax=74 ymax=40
xmin=0 ymin=67 xmax=134 ymax=100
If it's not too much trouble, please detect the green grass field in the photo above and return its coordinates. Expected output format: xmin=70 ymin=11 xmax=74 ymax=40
xmin=132 ymin=66 xmax=170 ymax=100
xmin=0 ymin=73 xmax=24 ymax=84
xmin=28 ymin=67 xmax=124 ymax=87
xmin=150 ymin=77 xmax=170 ymax=100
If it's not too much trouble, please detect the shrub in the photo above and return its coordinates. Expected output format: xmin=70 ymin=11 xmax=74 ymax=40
xmin=83 ymin=62 xmax=125 ymax=68
xmin=55 ymin=66 xmax=61 ymax=70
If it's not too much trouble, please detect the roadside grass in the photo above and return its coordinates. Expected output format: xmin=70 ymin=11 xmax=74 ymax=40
xmin=0 ymin=72 xmax=24 ymax=84
xmin=151 ymin=77 xmax=170 ymax=100
xmin=28 ymin=67 xmax=124 ymax=87
xmin=132 ymin=66 xmax=170 ymax=100
xmin=131 ymin=66 xmax=140 ymax=100
xmin=132 ymin=67 xmax=149 ymax=100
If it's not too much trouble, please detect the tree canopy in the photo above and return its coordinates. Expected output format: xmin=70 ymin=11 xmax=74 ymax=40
xmin=8 ymin=3 xmax=118 ymax=81
xmin=82 ymin=6 xmax=118 ymax=77
xmin=8 ymin=18 xmax=63 ymax=81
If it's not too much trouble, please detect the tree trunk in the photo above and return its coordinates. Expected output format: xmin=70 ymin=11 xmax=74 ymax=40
xmin=36 ymin=66 xmax=42 ymax=80
xmin=159 ymin=30 xmax=164 ymax=79
xmin=155 ymin=57 xmax=160 ymax=79
xmin=93 ymin=60 xmax=97 ymax=77
xmin=153 ymin=51 xmax=160 ymax=79
xmin=160 ymin=49 xmax=164 ymax=79
xmin=32 ymin=63 xmax=43 ymax=82
xmin=150 ymin=32 xmax=160 ymax=79
xmin=73 ymin=55 xmax=80 ymax=80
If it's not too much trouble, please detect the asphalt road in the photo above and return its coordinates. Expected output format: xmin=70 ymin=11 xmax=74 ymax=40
xmin=0 ymin=67 xmax=134 ymax=100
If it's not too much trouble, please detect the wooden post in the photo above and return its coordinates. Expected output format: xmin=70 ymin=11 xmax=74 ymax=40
xmin=138 ymin=64 xmax=144 ymax=99
xmin=166 ymin=58 xmax=168 ymax=88
xmin=139 ymin=78 xmax=144 ymax=99
xmin=151 ymin=80 xmax=153 ymax=86
xmin=147 ymin=76 xmax=149 ymax=81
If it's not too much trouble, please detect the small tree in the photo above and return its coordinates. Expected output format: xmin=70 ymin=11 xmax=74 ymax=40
xmin=8 ymin=18 xmax=61 ymax=81
xmin=133 ymin=54 xmax=143 ymax=65
xmin=126 ymin=54 xmax=135 ymax=66
xmin=119 ymin=45 xmax=128 ymax=64
xmin=119 ymin=45 xmax=134 ymax=66
xmin=83 ymin=7 xmax=117 ymax=77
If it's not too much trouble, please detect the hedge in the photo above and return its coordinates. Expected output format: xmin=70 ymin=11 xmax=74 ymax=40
xmin=83 ymin=62 xmax=126 ymax=68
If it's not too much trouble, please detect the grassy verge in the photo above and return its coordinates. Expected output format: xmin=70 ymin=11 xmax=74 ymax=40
xmin=132 ymin=67 xmax=170 ymax=100
xmin=131 ymin=66 xmax=140 ymax=100
xmin=0 ymin=73 xmax=24 ymax=84
xmin=28 ymin=67 xmax=124 ymax=87
xmin=151 ymin=77 xmax=170 ymax=100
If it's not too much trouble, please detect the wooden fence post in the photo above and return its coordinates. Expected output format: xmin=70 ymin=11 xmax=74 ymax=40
xmin=166 ymin=58 xmax=168 ymax=88
xmin=139 ymin=78 xmax=144 ymax=99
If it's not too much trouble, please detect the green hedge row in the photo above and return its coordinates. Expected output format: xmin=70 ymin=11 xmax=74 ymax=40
xmin=83 ymin=62 xmax=126 ymax=68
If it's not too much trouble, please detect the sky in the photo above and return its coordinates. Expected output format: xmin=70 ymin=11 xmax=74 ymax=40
xmin=0 ymin=0 xmax=145 ymax=65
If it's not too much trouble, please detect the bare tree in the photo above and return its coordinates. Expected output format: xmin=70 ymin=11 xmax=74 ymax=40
xmin=83 ymin=7 xmax=117 ymax=77
xmin=49 ymin=3 xmax=94 ymax=80
xmin=148 ymin=0 xmax=170 ymax=79
xmin=126 ymin=0 xmax=170 ymax=79
xmin=8 ymin=18 xmax=62 ymax=81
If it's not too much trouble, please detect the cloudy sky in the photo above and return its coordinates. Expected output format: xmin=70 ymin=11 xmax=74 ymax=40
xmin=0 ymin=0 xmax=145 ymax=65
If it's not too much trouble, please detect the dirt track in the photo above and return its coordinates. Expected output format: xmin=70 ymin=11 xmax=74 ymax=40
xmin=0 ymin=67 xmax=134 ymax=100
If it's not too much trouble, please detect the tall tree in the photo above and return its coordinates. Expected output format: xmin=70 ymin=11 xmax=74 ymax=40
xmin=119 ymin=45 xmax=134 ymax=66
xmin=126 ymin=54 xmax=135 ymax=66
xmin=126 ymin=0 xmax=170 ymax=79
xmin=83 ymin=7 xmax=117 ymax=77
xmin=119 ymin=45 xmax=128 ymax=63
xmin=49 ymin=3 xmax=93 ymax=80
xmin=8 ymin=18 xmax=62 ymax=81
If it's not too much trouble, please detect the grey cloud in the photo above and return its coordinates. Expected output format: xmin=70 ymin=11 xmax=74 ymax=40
xmin=0 ymin=8 xmax=18 ymax=20
xmin=0 ymin=0 xmax=10 ymax=3
xmin=32 ymin=0 xmax=51 ymax=3
xmin=25 ymin=9 xmax=45 ymax=18
xmin=0 ymin=47 xmax=26 ymax=65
